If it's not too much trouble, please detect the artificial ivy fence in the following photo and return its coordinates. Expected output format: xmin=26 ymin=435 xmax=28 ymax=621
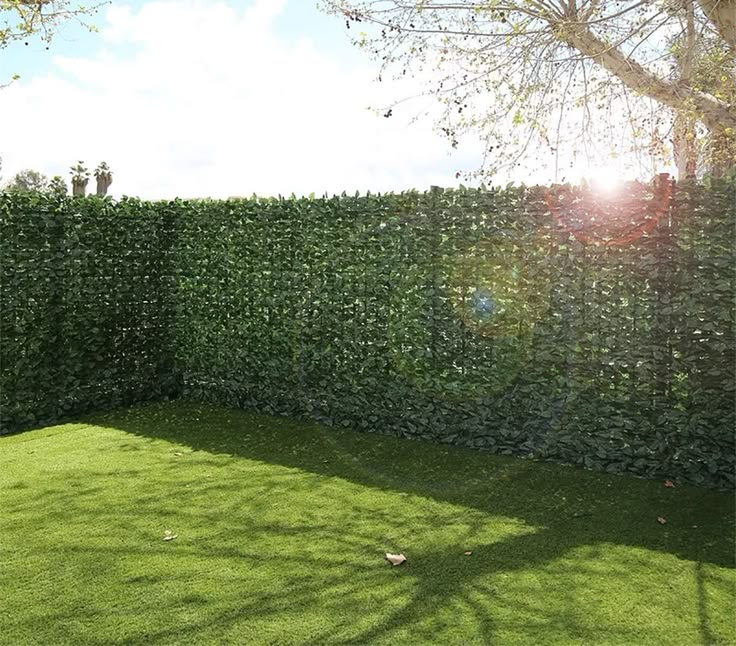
xmin=0 ymin=196 xmax=178 ymax=428
xmin=1 ymin=181 xmax=733 ymax=488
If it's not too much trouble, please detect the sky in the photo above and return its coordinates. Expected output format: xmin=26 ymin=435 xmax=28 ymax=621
xmin=0 ymin=0 xmax=627 ymax=199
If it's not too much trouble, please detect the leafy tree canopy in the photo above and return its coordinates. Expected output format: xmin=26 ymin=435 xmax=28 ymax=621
xmin=3 ymin=168 xmax=48 ymax=193
xmin=322 ymin=0 xmax=736 ymax=180
xmin=47 ymin=174 xmax=68 ymax=196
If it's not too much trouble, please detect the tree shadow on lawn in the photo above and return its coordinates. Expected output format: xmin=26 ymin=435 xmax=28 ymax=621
xmin=82 ymin=402 xmax=736 ymax=641
xmin=4 ymin=463 xmax=703 ymax=646
xmin=87 ymin=401 xmax=734 ymax=565
xmin=4 ymin=400 xmax=732 ymax=645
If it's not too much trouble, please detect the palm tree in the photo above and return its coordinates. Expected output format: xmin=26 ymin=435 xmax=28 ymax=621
xmin=94 ymin=161 xmax=113 ymax=196
xmin=70 ymin=161 xmax=90 ymax=197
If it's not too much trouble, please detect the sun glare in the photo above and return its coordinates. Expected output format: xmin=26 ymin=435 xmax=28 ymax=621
xmin=587 ymin=167 xmax=623 ymax=193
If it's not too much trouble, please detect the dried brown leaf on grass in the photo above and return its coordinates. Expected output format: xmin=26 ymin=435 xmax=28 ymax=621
xmin=385 ymin=553 xmax=406 ymax=566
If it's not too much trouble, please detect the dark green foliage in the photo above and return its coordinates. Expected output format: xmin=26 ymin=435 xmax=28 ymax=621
xmin=1 ymin=182 xmax=734 ymax=488
xmin=0 ymin=193 xmax=177 ymax=430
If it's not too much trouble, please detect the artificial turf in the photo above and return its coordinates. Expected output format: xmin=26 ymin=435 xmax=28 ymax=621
xmin=1 ymin=401 xmax=734 ymax=645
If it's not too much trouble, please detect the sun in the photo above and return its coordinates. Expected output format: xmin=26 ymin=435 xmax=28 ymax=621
xmin=587 ymin=166 xmax=623 ymax=193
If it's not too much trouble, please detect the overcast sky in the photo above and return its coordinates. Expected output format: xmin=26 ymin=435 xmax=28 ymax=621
xmin=0 ymin=0 xmax=627 ymax=199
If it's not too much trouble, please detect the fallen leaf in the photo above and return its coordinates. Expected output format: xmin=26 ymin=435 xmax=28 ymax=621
xmin=657 ymin=516 xmax=667 ymax=525
xmin=664 ymin=480 xmax=675 ymax=488
xmin=464 ymin=551 xmax=473 ymax=556
xmin=385 ymin=553 xmax=406 ymax=566
xmin=163 ymin=530 xmax=178 ymax=541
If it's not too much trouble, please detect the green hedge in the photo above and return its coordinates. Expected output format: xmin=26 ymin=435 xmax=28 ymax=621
xmin=0 ymin=194 xmax=177 ymax=429
xmin=1 ymin=182 xmax=734 ymax=488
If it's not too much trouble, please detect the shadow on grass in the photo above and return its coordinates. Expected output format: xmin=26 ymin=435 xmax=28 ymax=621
xmin=3 ymin=470 xmax=678 ymax=646
xmin=87 ymin=401 xmax=734 ymax=565
xmin=89 ymin=402 xmax=733 ymax=642
xmin=3 ymin=400 xmax=733 ymax=645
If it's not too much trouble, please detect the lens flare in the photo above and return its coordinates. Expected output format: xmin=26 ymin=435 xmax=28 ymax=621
xmin=451 ymin=240 xmax=549 ymax=339
xmin=470 ymin=287 xmax=498 ymax=320
xmin=387 ymin=235 xmax=550 ymax=401
xmin=587 ymin=167 xmax=623 ymax=194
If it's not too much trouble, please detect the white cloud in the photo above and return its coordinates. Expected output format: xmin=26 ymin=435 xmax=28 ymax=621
xmin=0 ymin=0 xmax=482 ymax=199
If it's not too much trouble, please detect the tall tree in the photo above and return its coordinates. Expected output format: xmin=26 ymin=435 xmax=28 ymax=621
xmin=670 ymin=1 xmax=735 ymax=177
xmin=70 ymin=160 xmax=89 ymax=197
xmin=4 ymin=168 xmax=48 ymax=193
xmin=94 ymin=161 xmax=112 ymax=196
xmin=323 ymin=0 xmax=736 ymax=180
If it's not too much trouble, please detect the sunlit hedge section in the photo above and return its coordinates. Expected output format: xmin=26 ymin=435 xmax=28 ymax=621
xmin=0 ymin=194 xmax=177 ymax=430
xmin=172 ymin=182 xmax=734 ymax=488
xmin=1 ymin=182 xmax=733 ymax=487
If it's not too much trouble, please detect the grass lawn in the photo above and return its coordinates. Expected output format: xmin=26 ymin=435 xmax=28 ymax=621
xmin=1 ymin=401 xmax=734 ymax=645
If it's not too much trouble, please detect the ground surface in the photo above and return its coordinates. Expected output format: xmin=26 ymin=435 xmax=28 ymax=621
xmin=1 ymin=401 xmax=734 ymax=645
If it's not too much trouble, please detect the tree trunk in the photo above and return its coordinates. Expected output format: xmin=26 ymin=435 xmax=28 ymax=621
xmin=674 ymin=116 xmax=698 ymax=180
xmin=72 ymin=179 xmax=87 ymax=197
xmin=697 ymin=0 xmax=736 ymax=52
xmin=95 ymin=173 xmax=112 ymax=196
xmin=562 ymin=26 xmax=736 ymax=136
xmin=673 ymin=0 xmax=699 ymax=181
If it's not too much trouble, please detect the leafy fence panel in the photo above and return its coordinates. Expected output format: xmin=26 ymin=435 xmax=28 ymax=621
xmin=1 ymin=182 xmax=733 ymax=488
xmin=0 ymin=195 xmax=177 ymax=430
xmin=171 ymin=182 xmax=734 ymax=488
